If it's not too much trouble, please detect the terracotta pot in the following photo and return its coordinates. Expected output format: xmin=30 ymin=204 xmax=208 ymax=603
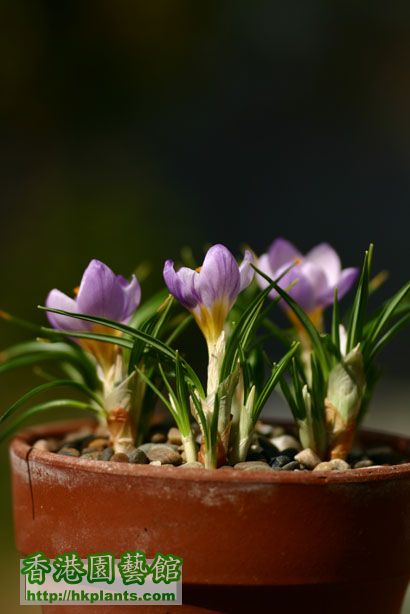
xmin=10 ymin=419 xmax=410 ymax=614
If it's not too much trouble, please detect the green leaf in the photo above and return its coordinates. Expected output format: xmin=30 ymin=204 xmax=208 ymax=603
xmin=0 ymin=400 xmax=99 ymax=444
xmin=366 ymin=310 xmax=410 ymax=362
xmin=331 ymin=289 xmax=341 ymax=362
xmin=279 ymin=376 xmax=304 ymax=420
xmin=220 ymin=261 xmax=301 ymax=383
xmin=174 ymin=352 xmax=192 ymax=434
xmin=0 ymin=340 xmax=99 ymax=389
xmin=346 ymin=245 xmax=373 ymax=353
xmin=190 ymin=389 xmax=209 ymax=449
xmin=309 ymin=353 xmax=325 ymax=423
xmin=128 ymin=288 xmax=169 ymax=329
xmin=136 ymin=367 xmax=175 ymax=417
xmin=165 ymin=314 xmax=193 ymax=345
xmin=127 ymin=314 xmax=159 ymax=374
xmin=291 ymin=357 xmax=306 ymax=412
xmin=40 ymin=306 xmax=205 ymax=397
xmin=43 ymin=327 xmax=134 ymax=349
xmin=0 ymin=310 xmax=61 ymax=337
xmin=220 ymin=281 xmax=279 ymax=382
xmin=0 ymin=380 xmax=103 ymax=426
xmin=238 ymin=345 xmax=251 ymax=402
xmin=261 ymin=319 xmax=293 ymax=348
xmin=253 ymin=264 xmax=329 ymax=374
xmin=245 ymin=346 xmax=266 ymax=399
xmin=252 ymin=342 xmax=300 ymax=419
xmin=363 ymin=280 xmax=410 ymax=358
xmin=152 ymin=295 xmax=174 ymax=338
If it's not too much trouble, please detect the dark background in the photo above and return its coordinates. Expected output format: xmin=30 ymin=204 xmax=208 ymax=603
xmin=2 ymin=2 xmax=410 ymax=366
xmin=1 ymin=2 xmax=410 ymax=611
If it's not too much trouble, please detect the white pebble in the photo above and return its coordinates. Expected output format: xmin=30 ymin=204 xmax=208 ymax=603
xmin=294 ymin=448 xmax=322 ymax=469
xmin=270 ymin=435 xmax=301 ymax=452
xmin=33 ymin=439 xmax=50 ymax=451
xmin=313 ymin=459 xmax=350 ymax=472
xmin=167 ymin=427 xmax=182 ymax=446
xmin=178 ymin=462 xmax=204 ymax=469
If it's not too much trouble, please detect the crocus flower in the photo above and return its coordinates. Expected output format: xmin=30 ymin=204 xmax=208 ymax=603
xmin=46 ymin=259 xmax=141 ymax=331
xmin=163 ymin=244 xmax=254 ymax=345
xmin=46 ymin=260 xmax=141 ymax=374
xmin=257 ymin=239 xmax=358 ymax=328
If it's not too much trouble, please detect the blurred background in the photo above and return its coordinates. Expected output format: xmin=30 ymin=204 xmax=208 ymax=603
xmin=1 ymin=1 xmax=410 ymax=611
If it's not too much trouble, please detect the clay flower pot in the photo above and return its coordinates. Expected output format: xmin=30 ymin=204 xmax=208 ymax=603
xmin=10 ymin=419 xmax=410 ymax=614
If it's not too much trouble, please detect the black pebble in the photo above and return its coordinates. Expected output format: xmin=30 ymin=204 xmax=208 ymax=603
xmin=129 ymin=449 xmax=149 ymax=464
xmin=280 ymin=448 xmax=299 ymax=460
xmin=257 ymin=436 xmax=279 ymax=459
xmin=366 ymin=446 xmax=401 ymax=465
xmin=246 ymin=450 xmax=266 ymax=462
xmin=102 ymin=447 xmax=114 ymax=461
xmin=270 ymin=455 xmax=291 ymax=468
xmin=281 ymin=461 xmax=300 ymax=471
xmin=61 ymin=434 xmax=95 ymax=451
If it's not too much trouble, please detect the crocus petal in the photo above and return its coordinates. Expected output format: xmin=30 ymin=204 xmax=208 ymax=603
xmin=319 ymin=267 xmax=359 ymax=307
xmin=118 ymin=274 xmax=141 ymax=320
xmin=45 ymin=289 xmax=89 ymax=331
xmin=306 ymin=243 xmax=341 ymax=287
xmin=238 ymin=250 xmax=255 ymax=292
xmin=267 ymin=238 xmax=302 ymax=271
xmin=76 ymin=259 xmax=128 ymax=322
xmin=276 ymin=262 xmax=318 ymax=312
xmin=163 ymin=260 xmax=199 ymax=309
xmin=257 ymin=255 xmax=316 ymax=311
xmin=256 ymin=253 xmax=317 ymax=311
xmin=196 ymin=244 xmax=240 ymax=308
xmin=256 ymin=254 xmax=274 ymax=291
xmin=299 ymin=261 xmax=329 ymax=306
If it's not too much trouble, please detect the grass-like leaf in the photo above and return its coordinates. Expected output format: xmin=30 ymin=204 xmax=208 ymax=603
xmin=220 ymin=282 xmax=279 ymax=382
xmin=165 ymin=314 xmax=193 ymax=345
xmin=0 ymin=380 xmax=103 ymax=426
xmin=253 ymin=264 xmax=329 ymax=374
xmin=0 ymin=310 xmax=62 ymax=337
xmin=346 ymin=245 xmax=373 ymax=353
xmin=174 ymin=351 xmax=192 ymax=435
xmin=363 ymin=281 xmax=410 ymax=359
xmin=279 ymin=376 xmax=305 ymax=420
xmin=0 ymin=350 xmax=99 ymax=391
xmin=190 ymin=389 xmax=209 ymax=449
xmin=0 ymin=340 xmax=99 ymax=389
xmin=136 ymin=367 xmax=175 ymax=417
xmin=331 ymin=289 xmax=341 ymax=362
xmin=366 ymin=310 xmax=410 ymax=362
xmin=0 ymin=400 xmax=99 ymax=444
xmin=252 ymin=342 xmax=300 ymax=419
xmin=40 ymin=306 xmax=205 ymax=396
xmin=128 ymin=288 xmax=169 ymax=329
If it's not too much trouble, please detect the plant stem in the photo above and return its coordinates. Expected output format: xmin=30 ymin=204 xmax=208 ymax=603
xmin=204 ymin=447 xmax=217 ymax=469
xmin=182 ymin=433 xmax=198 ymax=464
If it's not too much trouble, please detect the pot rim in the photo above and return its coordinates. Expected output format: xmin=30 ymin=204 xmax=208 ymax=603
xmin=9 ymin=418 xmax=410 ymax=485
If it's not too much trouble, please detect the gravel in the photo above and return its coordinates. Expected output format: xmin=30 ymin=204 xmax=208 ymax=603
xmin=38 ymin=420 xmax=408 ymax=472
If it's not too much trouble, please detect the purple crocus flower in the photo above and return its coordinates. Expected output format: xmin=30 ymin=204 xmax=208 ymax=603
xmin=164 ymin=244 xmax=254 ymax=344
xmin=46 ymin=259 xmax=141 ymax=332
xmin=257 ymin=239 xmax=358 ymax=321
